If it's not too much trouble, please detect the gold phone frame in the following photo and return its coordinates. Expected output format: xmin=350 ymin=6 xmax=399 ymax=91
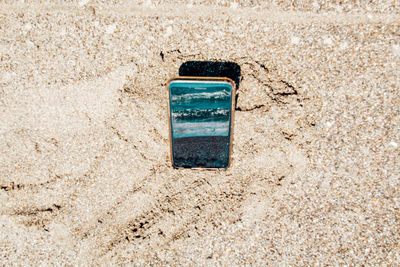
xmin=166 ymin=76 xmax=236 ymax=170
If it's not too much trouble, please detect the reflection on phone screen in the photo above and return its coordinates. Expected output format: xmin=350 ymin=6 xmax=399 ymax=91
xmin=169 ymin=80 xmax=233 ymax=168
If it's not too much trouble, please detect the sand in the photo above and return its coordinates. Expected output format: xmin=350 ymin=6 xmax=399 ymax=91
xmin=0 ymin=0 xmax=399 ymax=265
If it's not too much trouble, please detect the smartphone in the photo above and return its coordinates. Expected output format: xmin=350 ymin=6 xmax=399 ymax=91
xmin=167 ymin=77 xmax=235 ymax=169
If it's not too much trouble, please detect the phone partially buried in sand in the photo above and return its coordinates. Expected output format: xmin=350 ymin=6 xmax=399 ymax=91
xmin=167 ymin=77 xmax=235 ymax=169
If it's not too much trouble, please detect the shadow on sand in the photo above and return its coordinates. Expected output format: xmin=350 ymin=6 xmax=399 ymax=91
xmin=179 ymin=61 xmax=241 ymax=109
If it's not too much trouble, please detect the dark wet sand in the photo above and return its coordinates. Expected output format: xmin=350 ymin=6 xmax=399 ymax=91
xmin=172 ymin=136 xmax=230 ymax=168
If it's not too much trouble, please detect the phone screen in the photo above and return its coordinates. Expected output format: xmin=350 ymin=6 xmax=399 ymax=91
xmin=168 ymin=79 xmax=234 ymax=169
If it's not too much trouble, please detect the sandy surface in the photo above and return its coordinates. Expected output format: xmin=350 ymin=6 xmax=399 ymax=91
xmin=1 ymin=0 xmax=399 ymax=265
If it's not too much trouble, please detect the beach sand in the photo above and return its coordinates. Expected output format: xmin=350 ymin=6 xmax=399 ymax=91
xmin=1 ymin=1 xmax=399 ymax=265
